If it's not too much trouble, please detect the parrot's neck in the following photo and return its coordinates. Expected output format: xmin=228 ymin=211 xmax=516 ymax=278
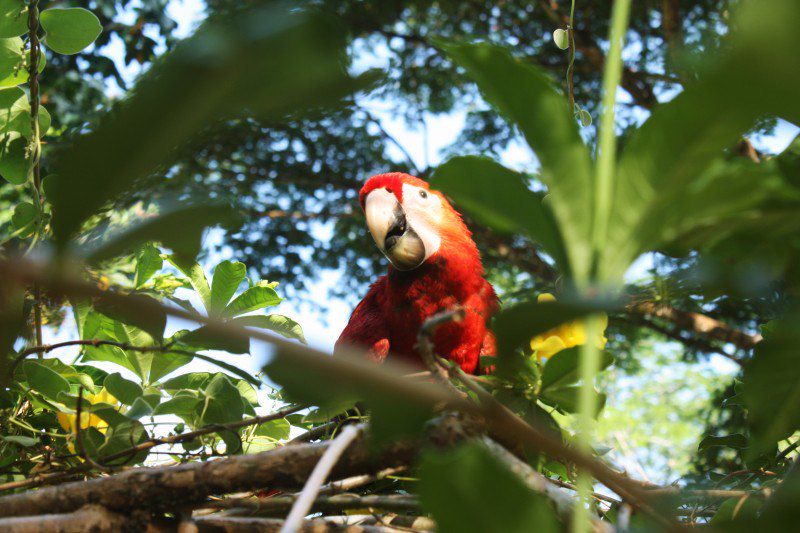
xmin=387 ymin=238 xmax=485 ymax=299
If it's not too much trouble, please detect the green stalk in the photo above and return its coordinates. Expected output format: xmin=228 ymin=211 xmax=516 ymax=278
xmin=590 ymin=0 xmax=632 ymax=277
xmin=573 ymin=1 xmax=632 ymax=531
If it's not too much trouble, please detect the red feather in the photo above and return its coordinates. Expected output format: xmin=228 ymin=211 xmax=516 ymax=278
xmin=335 ymin=173 xmax=499 ymax=374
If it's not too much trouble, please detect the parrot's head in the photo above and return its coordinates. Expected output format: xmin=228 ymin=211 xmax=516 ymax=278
xmin=359 ymin=172 xmax=473 ymax=271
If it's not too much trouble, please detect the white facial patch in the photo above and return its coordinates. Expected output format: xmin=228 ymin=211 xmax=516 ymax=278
xmin=401 ymin=183 xmax=442 ymax=261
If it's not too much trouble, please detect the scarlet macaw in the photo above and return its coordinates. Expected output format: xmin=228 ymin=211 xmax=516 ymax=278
xmin=335 ymin=172 xmax=498 ymax=374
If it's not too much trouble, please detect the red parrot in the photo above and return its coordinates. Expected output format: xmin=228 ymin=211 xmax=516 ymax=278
xmin=335 ymin=172 xmax=499 ymax=375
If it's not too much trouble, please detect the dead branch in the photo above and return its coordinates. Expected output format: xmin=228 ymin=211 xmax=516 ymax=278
xmin=0 ymin=505 xmax=130 ymax=533
xmin=200 ymin=493 xmax=419 ymax=515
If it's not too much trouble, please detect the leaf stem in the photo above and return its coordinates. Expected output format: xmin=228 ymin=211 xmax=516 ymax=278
xmin=590 ymin=0 xmax=632 ymax=278
xmin=27 ymin=0 xmax=43 ymax=357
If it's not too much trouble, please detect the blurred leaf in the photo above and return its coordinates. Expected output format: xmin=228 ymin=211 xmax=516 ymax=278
xmin=0 ymin=0 xmax=25 ymax=39
xmin=232 ymin=314 xmax=306 ymax=344
xmin=743 ymin=311 xmax=800 ymax=456
xmin=103 ymin=372 xmax=143 ymax=405
xmin=86 ymin=203 xmax=238 ymax=264
xmin=540 ymin=347 xmax=614 ymax=391
xmin=191 ymin=352 xmax=260 ymax=387
xmin=603 ymin=0 xmax=800 ymax=279
xmin=40 ymin=8 xmax=102 ymax=55
xmin=134 ymin=244 xmax=162 ymax=289
xmin=493 ymin=297 xmax=615 ymax=378
xmin=698 ymin=434 xmax=747 ymax=452
xmin=167 ymin=254 xmax=212 ymax=313
xmin=255 ymin=418 xmax=291 ymax=440
xmin=431 ymin=156 xmax=568 ymax=271
xmin=49 ymin=3 xmax=379 ymax=242
xmin=224 ymin=286 xmax=282 ymax=317
xmin=23 ymin=361 xmax=70 ymax=401
xmin=162 ymin=372 xmax=211 ymax=392
xmin=540 ymin=385 xmax=606 ymax=416
xmin=435 ymin=38 xmax=593 ymax=279
xmin=0 ymin=135 xmax=30 ymax=184
xmin=180 ymin=325 xmax=250 ymax=354
xmin=94 ymin=293 xmax=166 ymax=340
xmin=210 ymin=260 xmax=246 ymax=313
xmin=710 ymin=496 xmax=761 ymax=525
xmin=1 ymin=435 xmax=37 ymax=447
xmin=419 ymin=442 xmax=560 ymax=533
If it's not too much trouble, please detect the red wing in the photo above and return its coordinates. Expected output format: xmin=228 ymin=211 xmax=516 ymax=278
xmin=334 ymin=277 xmax=390 ymax=363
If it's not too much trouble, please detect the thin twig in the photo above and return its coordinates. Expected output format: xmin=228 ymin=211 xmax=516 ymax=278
xmin=281 ymin=425 xmax=363 ymax=533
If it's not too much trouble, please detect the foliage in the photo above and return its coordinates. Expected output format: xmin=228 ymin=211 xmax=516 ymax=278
xmin=0 ymin=0 xmax=798 ymax=531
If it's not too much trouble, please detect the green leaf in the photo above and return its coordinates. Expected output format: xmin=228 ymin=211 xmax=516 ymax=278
xmin=552 ymin=29 xmax=569 ymax=50
xmin=743 ymin=311 xmax=800 ymax=456
xmin=0 ymin=87 xmax=50 ymax=138
xmin=254 ymin=418 xmax=291 ymax=440
xmin=231 ymin=314 xmax=306 ymax=344
xmin=0 ymin=37 xmax=45 ymax=87
xmin=1 ymin=435 xmax=37 ymax=447
xmin=124 ymin=396 xmax=154 ymax=419
xmin=153 ymin=395 xmax=201 ymax=417
xmin=224 ymin=286 xmax=282 ymax=317
xmin=48 ymin=4 xmax=379 ymax=243
xmin=179 ymin=325 xmax=250 ymax=354
xmin=602 ymin=0 xmax=800 ymax=279
xmin=86 ymin=203 xmax=238 ymax=265
xmin=167 ymin=254 xmax=212 ymax=313
xmin=134 ymin=244 xmax=162 ymax=289
xmin=192 ymin=352 xmax=260 ymax=387
xmin=698 ymin=434 xmax=748 ymax=452
xmin=435 ymin=38 xmax=593 ymax=279
xmin=540 ymin=347 xmax=614 ymax=391
xmin=147 ymin=350 xmax=194 ymax=384
xmin=431 ymin=156 xmax=567 ymax=272
xmin=11 ymin=201 xmax=36 ymax=235
xmin=711 ymin=496 xmax=761 ymax=524
xmin=162 ymin=372 xmax=211 ymax=393
xmin=0 ymin=0 xmax=26 ymax=38
xmin=103 ymin=373 xmax=143 ymax=405
xmin=94 ymin=293 xmax=166 ymax=340
xmin=23 ymin=361 xmax=70 ymax=401
xmin=493 ymin=296 xmax=615 ymax=379
xmin=198 ymin=373 xmax=244 ymax=425
xmin=419 ymin=442 xmax=561 ymax=533
xmin=40 ymin=8 xmax=102 ymax=55
xmin=210 ymin=260 xmax=246 ymax=313
xmin=0 ymin=135 xmax=30 ymax=184
xmin=540 ymin=385 xmax=606 ymax=416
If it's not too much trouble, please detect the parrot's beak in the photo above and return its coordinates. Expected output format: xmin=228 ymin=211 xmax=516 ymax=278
xmin=365 ymin=188 xmax=427 ymax=271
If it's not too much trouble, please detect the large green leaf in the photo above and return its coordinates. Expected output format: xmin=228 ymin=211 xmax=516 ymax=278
xmin=743 ymin=312 xmax=800 ymax=456
xmin=431 ymin=156 xmax=568 ymax=272
xmin=0 ymin=135 xmax=30 ymax=184
xmin=179 ymin=325 xmax=250 ymax=354
xmin=435 ymin=39 xmax=593 ymax=280
xmin=49 ymin=3 xmax=379 ymax=243
xmin=0 ymin=0 xmax=26 ymax=38
xmin=23 ymin=361 xmax=70 ymax=401
xmin=210 ymin=260 xmax=246 ymax=313
xmin=147 ymin=350 xmax=194 ymax=384
xmin=40 ymin=8 xmax=102 ymax=55
xmin=167 ymin=254 xmax=212 ymax=312
xmin=418 ymin=442 xmax=560 ymax=533
xmin=602 ymin=0 xmax=800 ymax=279
xmin=94 ymin=293 xmax=166 ymax=341
xmin=232 ymin=314 xmax=306 ymax=344
xmin=224 ymin=285 xmax=282 ymax=317
xmin=0 ymin=37 xmax=45 ymax=87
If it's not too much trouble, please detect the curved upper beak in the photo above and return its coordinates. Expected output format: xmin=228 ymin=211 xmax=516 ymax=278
xmin=364 ymin=188 xmax=426 ymax=270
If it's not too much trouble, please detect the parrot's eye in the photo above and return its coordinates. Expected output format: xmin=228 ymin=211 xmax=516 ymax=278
xmin=419 ymin=190 xmax=428 ymax=199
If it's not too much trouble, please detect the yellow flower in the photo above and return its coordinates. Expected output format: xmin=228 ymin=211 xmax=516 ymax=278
xmin=57 ymin=388 xmax=118 ymax=435
xmin=529 ymin=293 xmax=608 ymax=361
